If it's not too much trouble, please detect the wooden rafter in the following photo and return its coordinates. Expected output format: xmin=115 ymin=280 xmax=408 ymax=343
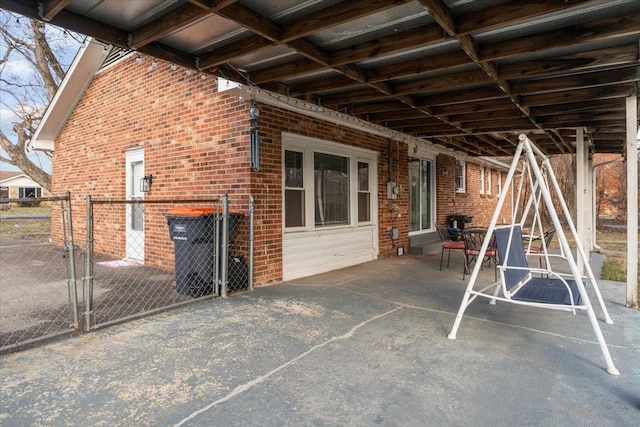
xmin=1 ymin=0 xmax=637 ymax=155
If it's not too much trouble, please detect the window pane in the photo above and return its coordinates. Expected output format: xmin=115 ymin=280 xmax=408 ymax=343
xmin=285 ymin=150 xmax=303 ymax=188
xmin=131 ymin=204 xmax=144 ymax=231
xmin=358 ymin=161 xmax=370 ymax=223
xmin=455 ymin=160 xmax=465 ymax=192
xmin=314 ymin=153 xmax=349 ymax=226
xmin=358 ymin=162 xmax=369 ymax=191
xmin=285 ymin=189 xmax=305 ymax=227
xmin=358 ymin=193 xmax=370 ymax=222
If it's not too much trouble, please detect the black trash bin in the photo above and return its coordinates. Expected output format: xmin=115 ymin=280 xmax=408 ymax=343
xmin=167 ymin=206 xmax=245 ymax=297
xmin=167 ymin=206 xmax=216 ymax=297
xmin=448 ymin=214 xmax=473 ymax=231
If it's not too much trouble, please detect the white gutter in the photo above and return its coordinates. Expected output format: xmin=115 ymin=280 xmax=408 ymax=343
xmin=233 ymin=85 xmax=455 ymax=156
xmin=232 ymin=84 xmax=520 ymax=172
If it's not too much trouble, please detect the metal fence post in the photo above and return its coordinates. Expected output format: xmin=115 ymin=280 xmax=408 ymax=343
xmin=83 ymin=195 xmax=94 ymax=331
xmin=213 ymin=201 xmax=220 ymax=296
xmin=63 ymin=191 xmax=79 ymax=330
xmin=248 ymin=194 xmax=254 ymax=291
xmin=220 ymin=193 xmax=229 ymax=298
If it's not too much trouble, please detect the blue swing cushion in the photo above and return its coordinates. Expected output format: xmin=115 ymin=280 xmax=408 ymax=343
xmin=494 ymin=226 xmax=582 ymax=306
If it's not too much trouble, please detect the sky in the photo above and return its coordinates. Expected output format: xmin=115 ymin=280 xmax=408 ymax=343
xmin=0 ymin=12 xmax=82 ymax=174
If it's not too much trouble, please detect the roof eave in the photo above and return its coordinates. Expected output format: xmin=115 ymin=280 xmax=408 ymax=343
xmin=28 ymin=38 xmax=111 ymax=152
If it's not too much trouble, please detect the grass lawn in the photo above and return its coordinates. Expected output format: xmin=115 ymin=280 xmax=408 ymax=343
xmin=0 ymin=205 xmax=52 ymax=216
xmin=0 ymin=205 xmax=52 ymax=241
xmin=597 ymin=229 xmax=640 ymax=305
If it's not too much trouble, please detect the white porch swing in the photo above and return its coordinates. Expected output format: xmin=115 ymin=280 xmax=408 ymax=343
xmin=447 ymin=134 xmax=619 ymax=376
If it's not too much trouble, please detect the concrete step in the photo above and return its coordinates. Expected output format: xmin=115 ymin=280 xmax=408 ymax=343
xmin=409 ymin=231 xmax=441 ymax=255
xmin=408 ymin=241 xmax=441 ymax=255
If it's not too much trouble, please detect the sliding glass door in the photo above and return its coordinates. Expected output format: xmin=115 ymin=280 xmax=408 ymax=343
xmin=409 ymin=158 xmax=434 ymax=232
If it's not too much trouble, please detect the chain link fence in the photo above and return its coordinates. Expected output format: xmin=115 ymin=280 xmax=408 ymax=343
xmin=0 ymin=193 xmax=80 ymax=353
xmin=1 ymin=193 xmax=253 ymax=351
xmin=84 ymin=195 xmax=254 ymax=331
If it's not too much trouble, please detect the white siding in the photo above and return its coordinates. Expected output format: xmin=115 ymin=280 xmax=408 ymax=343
xmin=282 ymin=132 xmax=379 ymax=281
xmin=283 ymin=226 xmax=378 ymax=281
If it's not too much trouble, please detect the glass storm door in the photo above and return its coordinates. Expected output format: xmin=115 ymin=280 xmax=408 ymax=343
xmin=126 ymin=149 xmax=144 ymax=261
xmin=409 ymin=158 xmax=434 ymax=232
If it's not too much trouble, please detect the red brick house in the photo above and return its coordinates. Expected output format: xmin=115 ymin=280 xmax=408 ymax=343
xmin=31 ymin=40 xmax=511 ymax=285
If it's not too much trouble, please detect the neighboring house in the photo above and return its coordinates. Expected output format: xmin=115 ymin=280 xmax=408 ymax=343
xmin=0 ymin=171 xmax=46 ymax=200
xmin=30 ymin=40 xmax=511 ymax=285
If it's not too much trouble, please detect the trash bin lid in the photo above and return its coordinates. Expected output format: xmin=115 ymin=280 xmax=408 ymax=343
xmin=166 ymin=206 xmax=215 ymax=216
xmin=166 ymin=206 xmax=245 ymax=216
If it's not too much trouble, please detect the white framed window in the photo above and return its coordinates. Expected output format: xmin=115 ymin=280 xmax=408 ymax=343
xmin=497 ymin=171 xmax=502 ymax=196
xmin=455 ymin=160 xmax=465 ymax=193
xmin=480 ymin=166 xmax=492 ymax=194
xmin=357 ymin=161 xmax=371 ymax=223
xmin=284 ymin=149 xmax=305 ymax=228
xmin=18 ymin=187 xmax=42 ymax=198
xmin=283 ymin=133 xmax=377 ymax=231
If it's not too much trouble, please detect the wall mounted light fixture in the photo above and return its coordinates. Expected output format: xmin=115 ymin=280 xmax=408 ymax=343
xmin=249 ymin=101 xmax=260 ymax=171
xmin=441 ymin=168 xmax=448 ymax=176
xmin=140 ymin=175 xmax=153 ymax=192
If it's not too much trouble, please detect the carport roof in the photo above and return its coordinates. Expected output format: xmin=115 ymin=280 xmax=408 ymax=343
xmin=4 ymin=0 xmax=639 ymax=156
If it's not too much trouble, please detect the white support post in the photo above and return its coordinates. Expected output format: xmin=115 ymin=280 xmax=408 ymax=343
xmin=587 ymin=143 xmax=595 ymax=253
xmin=576 ymin=128 xmax=591 ymax=273
xmin=626 ymin=95 xmax=638 ymax=309
xmin=592 ymin=158 xmax=600 ymax=253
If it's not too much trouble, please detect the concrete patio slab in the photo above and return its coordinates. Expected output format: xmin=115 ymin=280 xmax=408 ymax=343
xmin=1 ymin=254 xmax=638 ymax=426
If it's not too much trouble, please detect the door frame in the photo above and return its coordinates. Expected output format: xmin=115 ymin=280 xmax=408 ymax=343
xmin=125 ymin=148 xmax=144 ymax=261
xmin=408 ymin=152 xmax=436 ymax=236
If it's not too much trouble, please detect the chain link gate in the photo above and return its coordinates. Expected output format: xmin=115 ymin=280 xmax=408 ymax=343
xmin=83 ymin=195 xmax=254 ymax=331
xmin=0 ymin=192 xmax=80 ymax=353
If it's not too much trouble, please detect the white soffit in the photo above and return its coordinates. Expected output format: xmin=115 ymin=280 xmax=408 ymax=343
xmin=29 ymin=38 xmax=110 ymax=152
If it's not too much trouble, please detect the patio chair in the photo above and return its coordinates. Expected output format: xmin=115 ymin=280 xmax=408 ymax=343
xmin=435 ymin=223 xmax=465 ymax=270
xmin=462 ymin=229 xmax=497 ymax=281
xmin=524 ymin=227 xmax=556 ymax=269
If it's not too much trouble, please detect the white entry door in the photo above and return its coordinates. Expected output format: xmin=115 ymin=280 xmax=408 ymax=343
xmin=126 ymin=149 xmax=144 ymax=261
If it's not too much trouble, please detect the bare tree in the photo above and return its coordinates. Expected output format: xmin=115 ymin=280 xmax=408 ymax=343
xmin=0 ymin=11 xmax=81 ymax=190
xmin=547 ymin=153 xmax=576 ymax=224
xmin=596 ymin=156 xmax=627 ymax=220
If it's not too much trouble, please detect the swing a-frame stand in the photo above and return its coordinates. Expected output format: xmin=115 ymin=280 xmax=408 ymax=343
xmin=447 ymin=134 xmax=619 ymax=376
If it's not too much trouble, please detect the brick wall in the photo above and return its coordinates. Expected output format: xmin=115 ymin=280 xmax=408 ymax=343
xmin=51 ymin=55 xmax=514 ymax=284
xmin=436 ymin=154 xmax=513 ymax=228
xmin=51 ymin=56 xmax=250 ymax=273
xmin=50 ymin=56 xmax=409 ymax=285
